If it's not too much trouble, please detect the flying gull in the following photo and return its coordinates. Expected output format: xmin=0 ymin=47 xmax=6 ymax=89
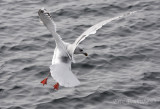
xmin=38 ymin=8 xmax=136 ymax=90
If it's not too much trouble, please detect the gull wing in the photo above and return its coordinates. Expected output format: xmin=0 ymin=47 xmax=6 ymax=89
xmin=38 ymin=8 xmax=71 ymax=59
xmin=71 ymin=11 xmax=137 ymax=55
xmin=50 ymin=63 xmax=80 ymax=87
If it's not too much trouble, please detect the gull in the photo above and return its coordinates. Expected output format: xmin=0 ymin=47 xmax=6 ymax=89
xmin=38 ymin=8 xmax=137 ymax=90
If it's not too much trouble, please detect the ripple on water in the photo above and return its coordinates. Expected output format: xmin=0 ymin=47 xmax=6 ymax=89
xmin=9 ymin=44 xmax=43 ymax=51
xmin=7 ymin=106 xmax=24 ymax=109
xmin=122 ymin=82 xmax=155 ymax=97
xmin=35 ymin=90 xmax=119 ymax=109
xmin=142 ymin=72 xmax=160 ymax=82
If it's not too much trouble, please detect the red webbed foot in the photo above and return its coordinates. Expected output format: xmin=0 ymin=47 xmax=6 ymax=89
xmin=53 ymin=83 xmax=59 ymax=90
xmin=40 ymin=77 xmax=48 ymax=86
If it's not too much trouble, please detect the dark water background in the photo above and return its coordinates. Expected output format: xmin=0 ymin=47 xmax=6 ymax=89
xmin=0 ymin=0 xmax=160 ymax=109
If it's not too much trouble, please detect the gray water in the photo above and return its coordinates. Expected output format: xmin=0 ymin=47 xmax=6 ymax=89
xmin=0 ymin=0 xmax=160 ymax=109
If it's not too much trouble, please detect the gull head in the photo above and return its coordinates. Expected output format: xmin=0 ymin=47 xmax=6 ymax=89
xmin=74 ymin=46 xmax=88 ymax=56
xmin=38 ymin=8 xmax=52 ymax=26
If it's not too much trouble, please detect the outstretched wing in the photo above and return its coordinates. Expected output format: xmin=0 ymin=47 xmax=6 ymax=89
xmin=38 ymin=8 xmax=71 ymax=59
xmin=50 ymin=63 xmax=80 ymax=87
xmin=71 ymin=11 xmax=137 ymax=55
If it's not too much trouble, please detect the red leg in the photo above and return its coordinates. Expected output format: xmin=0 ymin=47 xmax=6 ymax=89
xmin=53 ymin=82 xmax=59 ymax=90
xmin=40 ymin=72 xmax=50 ymax=86
xmin=41 ymin=77 xmax=48 ymax=86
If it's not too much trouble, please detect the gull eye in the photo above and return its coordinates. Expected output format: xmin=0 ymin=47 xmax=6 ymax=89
xmin=40 ymin=10 xmax=44 ymax=13
xmin=80 ymin=49 xmax=83 ymax=52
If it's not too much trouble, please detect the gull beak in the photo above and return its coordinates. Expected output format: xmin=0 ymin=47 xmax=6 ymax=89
xmin=83 ymin=53 xmax=88 ymax=56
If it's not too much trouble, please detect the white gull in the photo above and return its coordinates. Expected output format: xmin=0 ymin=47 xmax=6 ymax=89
xmin=38 ymin=8 xmax=137 ymax=89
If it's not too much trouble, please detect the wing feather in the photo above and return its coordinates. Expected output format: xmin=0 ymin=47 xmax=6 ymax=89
xmin=38 ymin=8 xmax=71 ymax=59
xmin=71 ymin=11 xmax=137 ymax=55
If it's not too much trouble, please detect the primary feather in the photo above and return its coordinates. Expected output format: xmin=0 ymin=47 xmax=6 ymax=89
xmin=38 ymin=8 xmax=71 ymax=60
xmin=70 ymin=11 xmax=137 ymax=56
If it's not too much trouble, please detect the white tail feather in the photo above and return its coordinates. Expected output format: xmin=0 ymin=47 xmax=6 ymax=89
xmin=50 ymin=64 xmax=80 ymax=87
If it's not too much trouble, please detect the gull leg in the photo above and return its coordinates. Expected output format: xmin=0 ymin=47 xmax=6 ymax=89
xmin=40 ymin=72 xmax=50 ymax=86
xmin=53 ymin=82 xmax=59 ymax=90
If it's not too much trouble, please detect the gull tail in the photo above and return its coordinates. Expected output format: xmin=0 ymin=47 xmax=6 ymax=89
xmin=50 ymin=64 xmax=80 ymax=87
